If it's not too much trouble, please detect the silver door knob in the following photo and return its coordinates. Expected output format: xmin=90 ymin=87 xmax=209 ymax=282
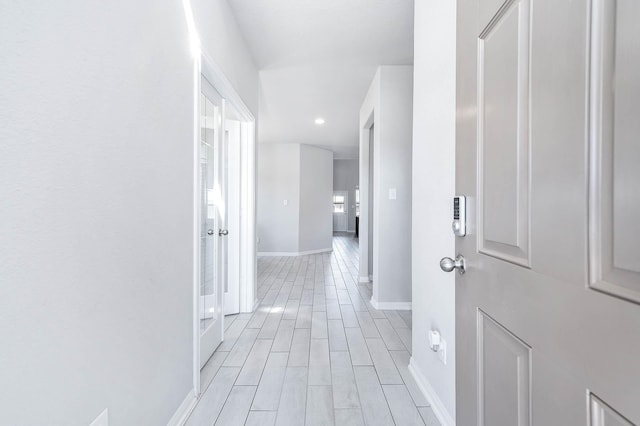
xmin=219 ymin=229 xmax=229 ymax=236
xmin=207 ymin=229 xmax=214 ymax=235
xmin=440 ymin=255 xmax=466 ymax=274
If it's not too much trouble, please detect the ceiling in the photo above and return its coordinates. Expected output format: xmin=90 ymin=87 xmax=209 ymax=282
xmin=227 ymin=0 xmax=415 ymax=159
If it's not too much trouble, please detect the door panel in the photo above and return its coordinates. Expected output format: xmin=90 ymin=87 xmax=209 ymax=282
xmin=333 ymin=191 xmax=348 ymax=232
xmin=529 ymin=0 xmax=589 ymax=286
xmin=199 ymin=78 xmax=224 ymax=369
xmin=478 ymin=310 xmax=531 ymax=426
xmin=589 ymin=0 xmax=640 ymax=303
xmin=224 ymin=118 xmax=241 ymax=315
xmin=590 ymin=394 xmax=635 ymax=426
xmin=477 ymin=0 xmax=530 ymax=266
xmin=456 ymin=0 xmax=640 ymax=425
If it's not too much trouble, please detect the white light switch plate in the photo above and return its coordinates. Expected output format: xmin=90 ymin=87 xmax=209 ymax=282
xmin=90 ymin=409 xmax=108 ymax=426
xmin=389 ymin=188 xmax=397 ymax=200
xmin=283 ymin=199 xmax=288 ymax=206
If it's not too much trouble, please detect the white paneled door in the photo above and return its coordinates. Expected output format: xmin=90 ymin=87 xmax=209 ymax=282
xmin=199 ymin=77 xmax=226 ymax=369
xmin=333 ymin=191 xmax=348 ymax=232
xmin=455 ymin=0 xmax=640 ymax=424
xmin=223 ymin=118 xmax=240 ymax=316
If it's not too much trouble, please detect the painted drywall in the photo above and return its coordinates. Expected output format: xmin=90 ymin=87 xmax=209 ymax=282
xmin=257 ymin=144 xmax=334 ymax=254
xmin=410 ymin=1 xmax=457 ymax=424
xmin=359 ymin=66 xmax=414 ymax=306
xmin=192 ymin=0 xmax=259 ymax=114
xmin=189 ymin=0 xmax=260 ymax=312
xmin=237 ymin=1 xmax=413 ymax=157
xmin=0 ymin=1 xmax=258 ymax=425
xmin=257 ymin=144 xmax=302 ymax=253
xmin=333 ymin=159 xmax=359 ymax=232
xmin=299 ymin=146 xmax=334 ymax=252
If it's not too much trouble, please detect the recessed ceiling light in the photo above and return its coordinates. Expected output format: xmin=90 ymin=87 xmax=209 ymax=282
xmin=315 ymin=118 xmax=325 ymax=125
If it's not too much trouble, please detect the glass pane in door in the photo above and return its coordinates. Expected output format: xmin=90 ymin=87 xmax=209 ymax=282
xmin=199 ymin=76 xmax=225 ymax=369
xmin=222 ymin=127 xmax=229 ymax=294
xmin=200 ymin=94 xmax=218 ymax=332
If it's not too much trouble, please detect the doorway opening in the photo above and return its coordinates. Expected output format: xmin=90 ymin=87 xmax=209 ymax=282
xmin=333 ymin=190 xmax=348 ymax=232
xmin=198 ymin=78 xmax=223 ymax=370
xmin=358 ymin=116 xmax=375 ymax=285
xmin=368 ymin=123 xmax=374 ymax=282
xmin=192 ymin=52 xmax=256 ymax=397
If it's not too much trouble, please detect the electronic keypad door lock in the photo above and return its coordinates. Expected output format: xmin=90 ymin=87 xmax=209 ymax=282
xmin=452 ymin=196 xmax=466 ymax=237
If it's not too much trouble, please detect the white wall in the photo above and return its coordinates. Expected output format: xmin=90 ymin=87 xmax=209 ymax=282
xmin=409 ymin=1 xmax=457 ymax=425
xmin=333 ymin=159 xmax=359 ymax=232
xmin=257 ymin=144 xmax=301 ymax=253
xmin=193 ymin=0 xmax=260 ymax=312
xmin=0 ymin=1 xmax=258 ymax=425
xmin=359 ymin=66 xmax=414 ymax=307
xmin=192 ymin=0 xmax=259 ymax=114
xmin=299 ymin=145 xmax=334 ymax=252
xmin=257 ymin=144 xmax=333 ymax=254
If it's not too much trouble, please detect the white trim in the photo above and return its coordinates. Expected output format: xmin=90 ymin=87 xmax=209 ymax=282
xmin=200 ymin=54 xmax=257 ymax=315
xmin=191 ymin=53 xmax=202 ymax=398
xmin=359 ymin=276 xmax=371 ymax=283
xmin=239 ymin=120 xmax=257 ymax=313
xmin=346 ymin=229 xmax=356 ymax=233
xmin=369 ymin=296 xmax=412 ymax=311
xmin=239 ymin=121 xmax=257 ymax=312
xmin=257 ymin=248 xmax=333 ymax=257
xmin=201 ymin=51 xmax=257 ymax=315
xmin=224 ymin=118 xmax=241 ymax=316
xmin=297 ymin=248 xmax=332 ymax=255
xmin=200 ymin=51 xmax=255 ymax=122
xmin=332 ymin=190 xmax=349 ymax=232
xmin=408 ymin=357 xmax=456 ymax=426
xmin=167 ymin=389 xmax=197 ymax=426
xmin=191 ymin=49 xmax=257 ymax=394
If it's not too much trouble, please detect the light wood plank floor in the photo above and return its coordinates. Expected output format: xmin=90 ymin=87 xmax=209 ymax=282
xmin=186 ymin=234 xmax=440 ymax=426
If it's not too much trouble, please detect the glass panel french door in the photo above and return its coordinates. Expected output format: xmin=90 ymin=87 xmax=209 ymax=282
xmin=199 ymin=78 xmax=224 ymax=368
xmin=223 ymin=118 xmax=241 ymax=315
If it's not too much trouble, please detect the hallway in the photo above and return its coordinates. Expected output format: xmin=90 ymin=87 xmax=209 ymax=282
xmin=185 ymin=234 xmax=439 ymax=425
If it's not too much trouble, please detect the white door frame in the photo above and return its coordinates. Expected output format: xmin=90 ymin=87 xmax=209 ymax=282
xmin=224 ymin=118 xmax=241 ymax=315
xmin=191 ymin=51 xmax=256 ymax=397
xmin=359 ymin=113 xmax=377 ymax=287
xmin=198 ymin=77 xmax=225 ymax=370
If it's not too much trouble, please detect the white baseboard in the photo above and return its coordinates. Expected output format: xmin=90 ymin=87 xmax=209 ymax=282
xmin=370 ymin=296 xmax=412 ymax=311
xmin=358 ymin=276 xmax=371 ymax=283
xmin=257 ymin=248 xmax=332 ymax=257
xmin=408 ymin=358 xmax=456 ymax=426
xmin=299 ymin=248 xmax=333 ymax=255
xmin=167 ymin=389 xmax=197 ymax=426
xmin=257 ymin=251 xmax=298 ymax=257
xmin=370 ymin=296 xmax=379 ymax=309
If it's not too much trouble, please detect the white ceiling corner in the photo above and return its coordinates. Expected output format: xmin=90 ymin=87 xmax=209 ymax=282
xmin=227 ymin=0 xmax=415 ymax=159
